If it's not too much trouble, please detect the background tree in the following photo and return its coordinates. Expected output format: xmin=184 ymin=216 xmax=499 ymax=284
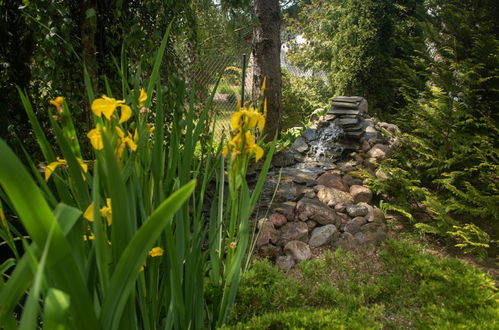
xmin=252 ymin=0 xmax=283 ymax=140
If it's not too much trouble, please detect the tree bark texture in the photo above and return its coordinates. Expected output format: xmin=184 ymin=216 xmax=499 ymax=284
xmin=252 ymin=0 xmax=282 ymax=141
xmin=80 ymin=0 xmax=98 ymax=128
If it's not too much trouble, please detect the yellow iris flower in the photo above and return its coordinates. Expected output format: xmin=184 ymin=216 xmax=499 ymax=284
xmin=116 ymin=127 xmax=138 ymax=158
xmin=91 ymin=96 xmax=132 ymax=124
xmin=148 ymin=247 xmax=164 ymax=257
xmin=87 ymin=125 xmax=104 ymax=150
xmin=223 ymin=101 xmax=265 ymax=162
xmin=45 ymin=157 xmax=88 ymax=181
xmin=139 ymin=88 xmax=148 ymax=107
xmin=50 ymin=96 xmax=64 ymax=114
xmin=83 ymin=198 xmax=112 ymax=226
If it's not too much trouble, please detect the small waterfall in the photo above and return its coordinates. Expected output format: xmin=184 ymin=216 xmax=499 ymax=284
xmin=306 ymin=122 xmax=344 ymax=162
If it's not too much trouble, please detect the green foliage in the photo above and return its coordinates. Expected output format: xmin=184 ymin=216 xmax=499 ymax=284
xmin=224 ymin=308 xmax=382 ymax=329
xmin=447 ymin=224 xmax=491 ymax=259
xmin=229 ymin=239 xmax=499 ymax=329
xmin=287 ymin=0 xmax=427 ymax=115
xmin=281 ymin=70 xmax=330 ymax=129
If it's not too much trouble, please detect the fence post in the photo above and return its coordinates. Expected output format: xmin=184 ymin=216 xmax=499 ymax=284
xmin=240 ymin=54 xmax=247 ymax=105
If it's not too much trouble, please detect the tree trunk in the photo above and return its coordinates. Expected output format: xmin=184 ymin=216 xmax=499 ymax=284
xmin=80 ymin=0 xmax=98 ymax=128
xmin=252 ymin=0 xmax=282 ymax=141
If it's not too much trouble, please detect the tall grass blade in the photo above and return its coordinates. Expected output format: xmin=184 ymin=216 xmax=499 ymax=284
xmin=0 ymin=140 xmax=100 ymax=329
xmin=42 ymin=288 xmax=71 ymax=330
xmin=19 ymin=225 xmax=54 ymax=330
xmin=100 ymin=180 xmax=196 ymax=330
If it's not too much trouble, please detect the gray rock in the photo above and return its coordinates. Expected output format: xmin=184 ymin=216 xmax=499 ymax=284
xmin=269 ymin=213 xmax=287 ymax=228
xmin=334 ymin=203 xmax=346 ymax=213
xmin=257 ymin=221 xmax=278 ymax=248
xmin=367 ymin=143 xmax=391 ymax=160
xmin=375 ymin=168 xmax=389 ymax=180
xmin=373 ymin=207 xmax=385 ymax=222
xmin=349 ymin=185 xmax=373 ymax=204
xmin=339 ymin=160 xmax=357 ymax=173
xmin=311 ymin=108 xmax=325 ymax=122
xmin=343 ymin=217 xmax=367 ymax=235
xmin=291 ymin=136 xmax=309 ymax=153
xmin=328 ymin=108 xmax=360 ymax=116
xmin=361 ymin=140 xmax=372 ymax=152
xmin=272 ymin=150 xmax=296 ymax=167
xmin=296 ymin=198 xmax=339 ymax=226
xmin=284 ymin=241 xmax=312 ymax=262
xmin=324 ymin=114 xmax=337 ymax=121
xmin=314 ymin=185 xmax=354 ymax=205
xmin=271 ymin=202 xmax=296 ymax=221
xmin=276 ymin=255 xmax=295 ymax=271
xmin=354 ymin=229 xmax=387 ymax=246
xmin=302 ymin=128 xmax=318 ymax=141
xmin=278 ymin=222 xmax=309 ymax=245
xmin=259 ymin=244 xmax=281 ymax=259
xmin=332 ymin=232 xmax=357 ymax=250
xmin=364 ymin=125 xmax=378 ymax=140
xmin=309 ymin=224 xmax=339 ymax=248
xmin=306 ymin=220 xmax=318 ymax=230
xmin=336 ymin=212 xmax=350 ymax=225
xmin=339 ymin=117 xmax=359 ymax=126
xmin=316 ymin=172 xmax=349 ymax=192
xmin=378 ymin=122 xmax=401 ymax=135
xmin=345 ymin=204 xmax=369 ymax=217
xmin=275 ymin=181 xmax=303 ymax=202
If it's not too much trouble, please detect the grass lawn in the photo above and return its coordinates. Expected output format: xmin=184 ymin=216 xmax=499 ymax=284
xmin=225 ymin=238 xmax=498 ymax=329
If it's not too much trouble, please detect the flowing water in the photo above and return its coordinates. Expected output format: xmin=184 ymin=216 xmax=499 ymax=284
xmin=305 ymin=122 xmax=344 ymax=164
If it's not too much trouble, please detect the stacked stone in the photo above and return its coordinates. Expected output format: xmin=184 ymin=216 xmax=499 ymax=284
xmin=328 ymin=96 xmax=368 ymax=139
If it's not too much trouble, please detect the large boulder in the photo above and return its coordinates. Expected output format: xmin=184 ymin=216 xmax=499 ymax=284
xmin=291 ymin=136 xmax=309 ymax=153
xmin=367 ymin=143 xmax=391 ymax=161
xmin=276 ymin=255 xmax=295 ymax=271
xmin=271 ymin=202 xmax=296 ymax=221
xmin=316 ymin=172 xmax=349 ymax=192
xmin=332 ymin=232 xmax=357 ymax=250
xmin=309 ymin=224 xmax=339 ymax=248
xmin=284 ymin=241 xmax=312 ymax=262
xmin=314 ymin=185 xmax=354 ymax=205
xmin=349 ymin=185 xmax=373 ymax=204
xmin=345 ymin=204 xmax=369 ymax=217
xmin=296 ymin=198 xmax=339 ymax=226
xmin=278 ymin=221 xmax=309 ymax=245
xmin=343 ymin=217 xmax=367 ymax=235
xmin=256 ymin=221 xmax=278 ymax=248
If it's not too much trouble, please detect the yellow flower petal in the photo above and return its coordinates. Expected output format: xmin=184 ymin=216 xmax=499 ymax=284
xmin=0 ymin=203 xmax=7 ymax=228
xmin=77 ymin=158 xmax=88 ymax=173
xmin=251 ymin=144 xmax=264 ymax=162
xmin=257 ymin=113 xmax=265 ymax=131
xmin=116 ymin=126 xmax=125 ymax=138
xmin=222 ymin=145 xmax=228 ymax=157
xmin=87 ymin=126 xmax=103 ymax=150
xmin=91 ymin=97 xmax=118 ymax=120
xmin=124 ymin=137 xmax=137 ymax=152
xmin=118 ymin=104 xmax=132 ymax=123
xmin=100 ymin=198 xmax=112 ymax=226
xmin=139 ymin=88 xmax=147 ymax=106
xmin=50 ymin=96 xmax=64 ymax=114
xmin=148 ymin=247 xmax=164 ymax=257
xmin=45 ymin=158 xmax=66 ymax=181
xmin=231 ymin=111 xmax=243 ymax=131
xmin=84 ymin=203 xmax=94 ymax=222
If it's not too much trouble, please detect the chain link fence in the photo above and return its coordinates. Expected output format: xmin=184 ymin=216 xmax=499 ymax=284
xmin=168 ymin=44 xmax=328 ymax=139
